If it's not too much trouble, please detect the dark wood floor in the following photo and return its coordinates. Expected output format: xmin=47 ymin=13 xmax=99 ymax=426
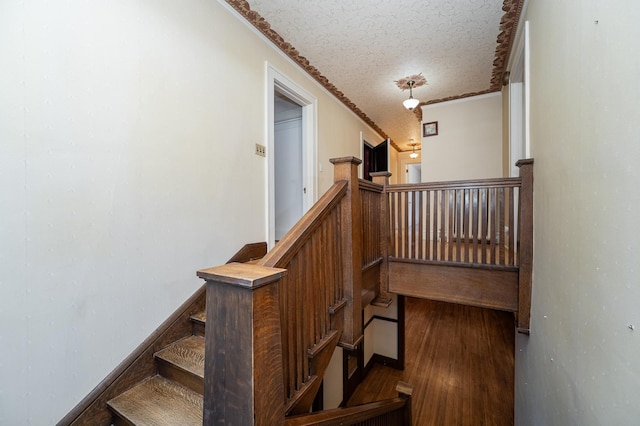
xmin=348 ymin=297 xmax=515 ymax=425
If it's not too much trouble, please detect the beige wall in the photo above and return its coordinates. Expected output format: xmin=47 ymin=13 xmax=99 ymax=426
xmin=420 ymin=93 xmax=503 ymax=182
xmin=0 ymin=1 xmax=382 ymax=423
xmin=513 ymin=1 xmax=640 ymax=424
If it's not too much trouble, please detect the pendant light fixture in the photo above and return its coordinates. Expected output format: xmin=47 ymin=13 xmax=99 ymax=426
xmin=403 ymin=81 xmax=420 ymax=111
xmin=409 ymin=141 xmax=420 ymax=159
xmin=396 ymin=73 xmax=427 ymax=111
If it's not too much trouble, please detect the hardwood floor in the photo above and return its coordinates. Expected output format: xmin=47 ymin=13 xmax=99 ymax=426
xmin=348 ymin=297 xmax=515 ymax=425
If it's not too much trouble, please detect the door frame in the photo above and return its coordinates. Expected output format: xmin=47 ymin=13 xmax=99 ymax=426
xmin=507 ymin=20 xmax=530 ymax=177
xmin=266 ymin=63 xmax=318 ymax=249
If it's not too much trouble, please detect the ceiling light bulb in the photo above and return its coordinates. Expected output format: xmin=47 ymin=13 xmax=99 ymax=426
xmin=403 ymin=97 xmax=420 ymax=110
xmin=409 ymin=152 xmax=419 ymax=159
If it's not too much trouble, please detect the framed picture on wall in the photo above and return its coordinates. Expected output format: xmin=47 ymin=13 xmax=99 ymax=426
xmin=423 ymin=121 xmax=438 ymax=137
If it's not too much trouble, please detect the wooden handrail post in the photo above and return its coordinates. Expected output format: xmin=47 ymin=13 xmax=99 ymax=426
xmin=330 ymin=156 xmax=364 ymax=348
xmin=371 ymin=171 xmax=393 ymax=307
xmin=396 ymin=381 xmax=413 ymax=425
xmin=197 ymin=263 xmax=287 ymax=425
xmin=516 ymin=159 xmax=534 ymax=334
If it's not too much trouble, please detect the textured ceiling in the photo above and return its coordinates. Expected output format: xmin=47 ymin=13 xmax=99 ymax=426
xmin=227 ymin=0 xmax=523 ymax=151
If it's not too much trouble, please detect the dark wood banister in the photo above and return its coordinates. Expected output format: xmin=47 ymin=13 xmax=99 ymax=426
xmin=284 ymin=382 xmax=413 ymax=426
xmin=258 ymin=180 xmax=347 ymax=268
xmin=196 ymin=158 xmax=533 ymax=424
xmin=197 ymin=157 xmax=367 ymax=425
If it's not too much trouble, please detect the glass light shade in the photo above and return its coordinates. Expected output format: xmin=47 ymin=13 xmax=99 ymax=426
xmin=409 ymin=152 xmax=419 ymax=159
xmin=403 ymin=97 xmax=420 ymax=110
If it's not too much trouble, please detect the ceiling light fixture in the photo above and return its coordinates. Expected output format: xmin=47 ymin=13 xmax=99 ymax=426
xmin=396 ymin=73 xmax=427 ymax=112
xmin=409 ymin=141 xmax=420 ymax=159
xmin=403 ymin=81 xmax=420 ymax=111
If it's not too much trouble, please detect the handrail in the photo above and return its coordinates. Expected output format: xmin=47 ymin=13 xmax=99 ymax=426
xmin=259 ymin=181 xmax=347 ymax=268
xmin=284 ymin=381 xmax=413 ymax=426
xmin=390 ymin=176 xmax=521 ymax=191
xmin=284 ymin=399 xmax=406 ymax=425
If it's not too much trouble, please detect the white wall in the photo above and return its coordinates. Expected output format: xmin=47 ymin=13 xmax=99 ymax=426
xmin=421 ymin=93 xmax=503 ymax=181
xmin=513 ymin=1 xmax=640 ymax=424
xmin=363 ymin=296 xmax=399 ymax=365
xmin=0 ymin=1 xmax=383 ymax=424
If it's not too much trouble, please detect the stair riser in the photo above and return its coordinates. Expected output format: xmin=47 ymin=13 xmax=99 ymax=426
xmin=156 ymin=358 xmax=204 ymax=396
xmin=191 ymin=319 xmax=205 ymax=337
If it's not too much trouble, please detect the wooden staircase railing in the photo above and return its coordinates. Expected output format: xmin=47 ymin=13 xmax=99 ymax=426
xmin=284 ymin=382 xmax=413 ymax=426
xmin=197 ymin=157 xmax=369 ymax=425
xmin=385 ymin=159 xmax=534 ymax=332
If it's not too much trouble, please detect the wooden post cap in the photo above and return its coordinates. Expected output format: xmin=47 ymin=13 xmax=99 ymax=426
xmin=196 ymin=263 xmax=287 ymax=289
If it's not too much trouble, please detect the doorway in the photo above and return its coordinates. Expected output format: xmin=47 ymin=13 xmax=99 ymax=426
xmin=407 ymin=163 xmax=422 ymax=184
xmin=267 ymin=64 xmax=318 ymax=248
xmin=362 ymin=139 xmax=389 ymax=181
xmin=274 ymin=91 xmax=303 ymax=241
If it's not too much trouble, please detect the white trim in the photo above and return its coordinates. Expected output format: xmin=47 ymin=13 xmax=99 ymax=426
xmin=523 ymin=21 xmax=531 ymax=158
xmin=506 ymin=0 xmax=530 ymax=76
xmin=420 ymin=91 xmax=501 ymax=111
xmin=266 ymin=63 xmax=318 ymax=249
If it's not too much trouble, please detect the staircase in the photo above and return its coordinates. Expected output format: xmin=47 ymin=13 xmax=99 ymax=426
xmin=59 ymin=155 xmax=530 ymax=425
xmin=106 ymin=315 xmax=206 ymax=425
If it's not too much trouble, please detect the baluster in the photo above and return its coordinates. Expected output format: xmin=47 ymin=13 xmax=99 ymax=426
xmin=508 ymin=187 xmax=515 ymax=266
xmin=489 ymin=188 xmax=497 ymax=265
xmin=448 ymin=189 xmax=454 ymax=261
xmin=417 ymin=190 xmax=424 ymax=260
xmin=425 ymin=190 xmax=431 ymax=260
xmin=471 ymin=188 xmax=477 ymax=263
xmin=463 ymin=189 xmax=470 ymax=263
xmin=481 ymin=188 xmax=488 ymax=264
xmin=390 ymin=192 xmax=397 ymax=257
xmin=433 ymin=190 xmax=444 ymax=260
xmin=403 ymin=192 xmax=409 ymax=258
xmin=498 ymin=188 xmax=505 ymax=265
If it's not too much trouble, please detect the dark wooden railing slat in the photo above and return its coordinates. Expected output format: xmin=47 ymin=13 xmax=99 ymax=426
xmin=387 ymin=177 xmax=522 ymax=269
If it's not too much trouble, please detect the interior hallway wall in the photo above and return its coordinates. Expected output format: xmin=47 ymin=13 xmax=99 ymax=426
xmin=0 ymin=1 xmax=383 ymax=423
xmin=513 ymin=1 xmax=640 ymax=424
xmin=420 ymin=93 xmax=503 ymax=182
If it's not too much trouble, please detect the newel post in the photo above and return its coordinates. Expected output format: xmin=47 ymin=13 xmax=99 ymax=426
xmin=516 ymin=158 xmax=534 ymax=334
xmin=370 ymin=171 xmax=393 ymax=307
xmin=197 ymin=263 xmax=287 ymax=425
xmin=330 ymin=156 xmax=364 ymax=348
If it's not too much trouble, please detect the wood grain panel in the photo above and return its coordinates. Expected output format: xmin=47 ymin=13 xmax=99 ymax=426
xmin=388 ymin=260 xmax=518 ymax=312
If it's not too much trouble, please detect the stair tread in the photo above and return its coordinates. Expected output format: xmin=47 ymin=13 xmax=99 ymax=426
xmin=108 ymin=375 xmax=203 ymax=426
xmin=155 ymin=335 xmax=205 ymax=379
xmin=190 ymin=311 xmax=206 ymax=324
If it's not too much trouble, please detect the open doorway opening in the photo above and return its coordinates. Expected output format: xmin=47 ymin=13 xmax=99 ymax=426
xmin=267 ymin=64 xmax=318 ymax=249
xmin=274 ymin=91 xmax=303 ymax=241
